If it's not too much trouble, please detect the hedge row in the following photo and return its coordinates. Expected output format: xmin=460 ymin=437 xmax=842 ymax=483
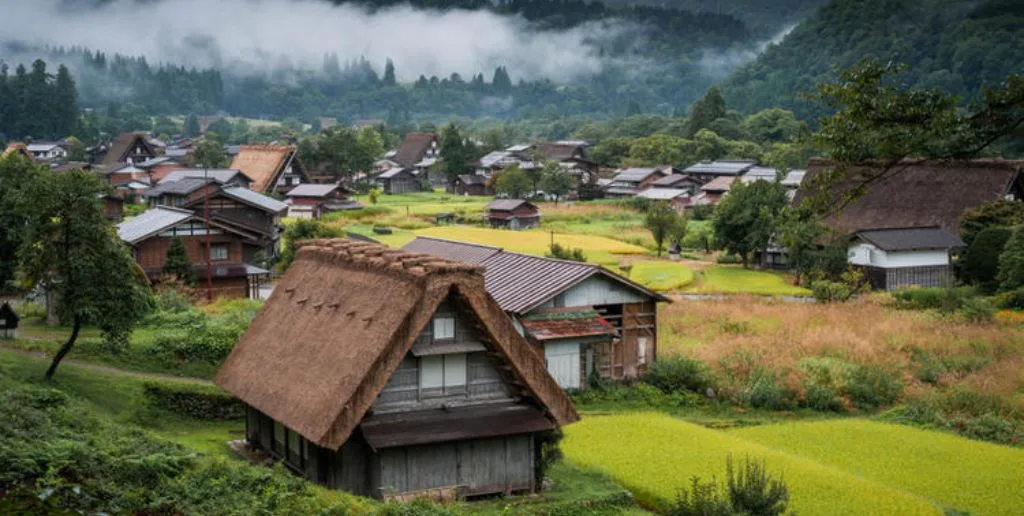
xmin=142 ymin=381 xmax=244 ymax=421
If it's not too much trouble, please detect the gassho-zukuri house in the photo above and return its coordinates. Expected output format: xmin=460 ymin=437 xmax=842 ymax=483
xmin=215 ymin=239 xmax=579 ymax=499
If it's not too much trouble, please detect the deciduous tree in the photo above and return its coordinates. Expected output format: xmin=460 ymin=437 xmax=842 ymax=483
xmin=713 ymin=179 xmax=788 ymax=267
xmin=493 ymin=166 xmax=531 ymax=199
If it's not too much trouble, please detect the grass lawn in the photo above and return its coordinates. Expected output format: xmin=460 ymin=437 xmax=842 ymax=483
xmin=732 ymin=420 xmax=1024 ymax=515
xmin=629 ymin=260 xmax=695 ymax=291
xmin=356 ymin=190 xmax=493 ymax=216
xmin=687 ymin=266 xmax=811 ymax=297
xmin=562 ymin=412 xmax=947 ymax=515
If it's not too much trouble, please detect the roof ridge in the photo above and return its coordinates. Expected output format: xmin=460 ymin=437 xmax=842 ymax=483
xmin=152 ymin=205 xmax=196 ymax=214
xmin=299 ymin=238 xmax=486 ymax=282
xmin=416 ymin=236 xmax=503 ymax=252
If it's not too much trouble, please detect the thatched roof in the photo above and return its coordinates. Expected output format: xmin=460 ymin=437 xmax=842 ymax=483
xmin=2 ymin=143 xmax=35 ymax=161
xmin=215 ymin=239 xmax=579 ymax=450
xmin=393 ymin=132 xmax=437 ymax=167
xmin=795 ymin=158 xmax=1024 ymax=234
xmin=229 ymin=144 xmax=301 ymax=193
xmin=103 ymin=132 xmax=156 ymax=166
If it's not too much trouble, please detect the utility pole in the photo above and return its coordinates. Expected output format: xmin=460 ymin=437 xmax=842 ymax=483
xmin=204 ymin=166 xmax=213 ymax=302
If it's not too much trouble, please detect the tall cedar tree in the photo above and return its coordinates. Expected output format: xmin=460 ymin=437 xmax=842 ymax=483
xmin=713 ymin=179 xmax=789 ymax=267
xmin=439 ymin=123 xmax=473 ymax=184
xmin=191 ymin=138 xmax=229 ymax=169
xmin=162 ymin=236 xmax=195 ymax=284
xmin=184 ymin=114 xmax=201 ymax=138
xmin=19 ymin=169 xmax=153 ymax=379
xmin=383 ymin=58 xmax=397 ymax=86
xmin=0 ymin=154 xmax=41 ymax=287
xmin=685 ymin=86 xmax=727 ymax=138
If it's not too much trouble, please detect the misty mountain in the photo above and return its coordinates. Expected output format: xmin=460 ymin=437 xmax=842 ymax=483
xmin=600 ymin=0 xmax=829 ymax=36
xmin=721 ymin=0 xmax=1024 ymax=120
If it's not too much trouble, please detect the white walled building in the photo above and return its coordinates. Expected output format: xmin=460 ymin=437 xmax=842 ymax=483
xmin=848 ymin=227 xmax=966 ymax=290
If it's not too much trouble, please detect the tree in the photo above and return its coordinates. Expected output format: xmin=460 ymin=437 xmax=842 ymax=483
xmin=439 ymin=122 xmax=474 ymax=184
xmin=713 ymin=180 xmax=789 ymax=267
xmin=279 ymin=220 xmax=343 ymax=272
xmin=998 ymin=226 xmax=1024 ymax=292
xmin=741 ymin=108 xmax=802 ymax=144
xmin=645 ymin=201 xmax=678 ymax=257
xmin=356 ymin=126 xmax=385 ymax=171
xmin=64 ymin=136 xmax=87 ymax=162
xmin=184 ymin=114 xmax=201 ymax=138
xmin=494 ymin=167 xmax=531 ymax=199
xmin=52 ymin=65 xmax=78 ymax=138
xmin=540 ymin=162 xmax=573 ymax=205
xmin=685 ymin=87 xmax=726 ymax=138
xmin=0 ymin=153 xmax=42 ymax=288
xmin=18 ymin=170 xmax=153 ymax=379
xmin=162 ymin=236 xmax=195 ymax=284
xmin=383 ymin=58 xmax=397 ymax=86
xmin=964 ymin=227 xmax=1012 ymax=293
xmin=960 ymin=200 xmax=1024 ymax=246
xmin=192 ymin=138 xmax=229 ymax=169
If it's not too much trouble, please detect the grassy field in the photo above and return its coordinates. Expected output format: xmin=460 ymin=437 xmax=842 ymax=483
xmin=629 ymin=261 xmax=695 ymax=291
xmin=732 ymin=420 xmax=1024 ymax=515
xmin=686 ymin=266 xmax=811 ymax=297
xmin=414 ymin=226 xmax=647 ymax=265
xmin=562 ymin=412 xmax=943 ymax=515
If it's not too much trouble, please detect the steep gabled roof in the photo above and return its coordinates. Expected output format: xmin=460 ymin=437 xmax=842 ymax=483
xmin=795 ymin=158 xmax=1024 ymax=234
xmin=103 ymin=132 xmax=156 ymax=166
xmin=2 ymin=143 xmax=35 ymax=161
xmin=393 ymin=132 xmax=437 ymax=167
xmin=230 ymin=145 xmax=302 ymax=193
xmin=215 ymin=239 xmax=578 ymax=449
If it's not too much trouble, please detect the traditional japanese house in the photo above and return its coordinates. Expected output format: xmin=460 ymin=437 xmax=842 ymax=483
xmin=393 ymin=132 xmax=439 ymax=169
xmin=230 ymin=145 xmax=309 ymax=195
xmin=650 ymin=172 xmax=700 ymax=194
xmin=105 ymin=164 xmax=151 ymax=188
xmin=603 ymin=167 xmax=670 ymax=197
xmin=284 ymin=183 xmax=362 ymax=219
xmin=0 ymin=302 xmax=19 ymax=340
xmin=454 ymin=174 xmax=492 ymax=196
xmin=689 ymin=176 xmax=736 ymax=207
xmin=485 ymin=200 xmax=540 ymax=230
xmin=403 ymin=237 xmax=669 ymax=389
xmin=2 ymin=143 xmax=37 ymax=161
xmin=848 ymin=227 xmax=966 ymax=290
xmin=103 ymin=194 xmax=125 ymax=223
xmin=26 ymin=141 xmax=67 ymax=161
xmin=215 ymin=239 xmax=579 ymax=499
xmin=377 ymin=167 xmax=420 ymax=195
xmin=158 ymin=169 xmax=253 ymax=189
xmin=184 ymin=186 xmax=289 ymax=263
xmin=682 ymin=160 xmax=756 ymax=184
xmin=637 ymin=188 xmax=690 ymax=211
xmin=101 ymin=132 xmax=159 ymax=167
xmin=117 ymin=205 xmax=275 ymax=298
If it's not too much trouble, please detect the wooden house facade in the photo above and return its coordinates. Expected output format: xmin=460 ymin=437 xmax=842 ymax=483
xmin=230 ymin=145 xmax=309 ymax=195
xmin=101 ymin=132 xmax=159 ymax=166
xmin=485 ymin=200 xmax=539 ymax=230
xmin=215 ymin=239 xmax=578 ymax=499
xmin=848 ymin=228 xmax=966 ymax=291
xmin=454 ymin=174 xmax=492 ymax=196
xmin=0 ymin=302 xmax=19 ymax=340
xmin=284 ymin=184 xmax=361 ymax=219
xmin=377 ymin=167 xmax=420 ymax=195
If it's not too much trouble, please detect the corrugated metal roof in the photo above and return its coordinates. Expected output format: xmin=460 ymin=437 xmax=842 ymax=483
xmin=701 ymin=176 xmax=737 ymax=192
xmin=612 ymin=167 xmax=659 ymax=182
xmin=638 ymin=188 xmax=689 ymax=200
xmin=403 ymin=237 xmax=502 ymax=265
xmin=782 ymin=170 xmax=806 ymax=187
xmin=221 ymin=186 xmax=288 ymax=214
xmin=117 ymin=206 xmax=193 ymax=244
xmin=286 ymin=184 xmax=339 ymax=197
xmin=684 ymin=160 xmax=757 ymax=176
xmin=144 ymin=177 xmax=212 ymax=197
xmin=856 ymin=227 xmax=966 ymax=251
xmin=652 ymin=174 xmax=694 ymax=187
xmin=159 ymin=169 xmax=249 ymax=185
xmin=486 ymin=199 xmax=534 ymax=211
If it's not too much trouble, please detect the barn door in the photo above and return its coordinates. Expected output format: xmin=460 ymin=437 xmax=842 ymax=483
xmin=544 ymin=342 xmax=580 ymax=389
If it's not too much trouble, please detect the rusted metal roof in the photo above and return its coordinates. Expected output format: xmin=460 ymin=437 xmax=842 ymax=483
xmin=521 ymin=307 xmax=616 ymax=341
xmin=360 ymin=403 xmax=553 ymax=449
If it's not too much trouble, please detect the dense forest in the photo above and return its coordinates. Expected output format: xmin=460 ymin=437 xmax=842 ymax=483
xmin=722 ymin=0 xmax=1024 ymax=119
xmin=0 ymin=60 xmax=78 ymax=141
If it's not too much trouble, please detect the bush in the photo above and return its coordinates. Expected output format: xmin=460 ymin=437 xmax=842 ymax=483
xmin=890 ymin=286 xmax=975 ymax=312
xmin=716 ymin=254 xmax=741 ymax=264
xmin=741 ymin=369 xmax=798 ymax=411
xmin=810 ymin=280 xmax=853 ymax=303
xmin=994 ymin=287 xmax=1024 ymax=309
xmin=958 ymin=296 xmax=995 ymax=323
xmin=689 ymin=204 xmax=715 ymax=221
xmin=962 ymin=227 xmax=1012 ymax=292
xmin=142 ymin=382 xmax=244 ymax=420
xmin=644 ymin=356 xmax=715 ymax=394
xmin=146 ymin=318 xmax=243 ymax=365
xmin=803 ymin=383 xmax=845 ymax=412
xmin=667 ymin=456 xmax=790 ymax=516
xmin=547 ymin=242 xmax=587 ymax=262
xmin=844 ymin=365 xmax=903 ymax=410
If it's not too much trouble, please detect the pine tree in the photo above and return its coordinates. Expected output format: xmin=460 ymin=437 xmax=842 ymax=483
xmin=184 ymin=114 xmax=201 ymax=138
xmin=53 ymin=65 xmax=78 ymax=138
xmin=491 ymin=66 xmax=512 ymax=95
xmin=685 ymin=86 xmax=727 ymax=138
xmin=162 ymin=236 xmax=195 ymax=284
xmin=383 ymin=58 xmax=396 ymax=86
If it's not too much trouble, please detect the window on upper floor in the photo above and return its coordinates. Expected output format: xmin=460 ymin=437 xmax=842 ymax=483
xmin=419 ymin=353 xmax=467 ymax=396
xmin=210 ymin=244 xmax=229 ymax=261
xmin=433 ymin=314 xmax=455 ymax=340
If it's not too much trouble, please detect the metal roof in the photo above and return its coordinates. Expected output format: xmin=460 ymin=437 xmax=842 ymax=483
xmin=136 ymin=156 xmax=176 ymax=168
xmin=117 ymin=206 xmax=193 ymax=244
xmin=742 ymin=166 xmax=779 ymax=179
xmin=652 ymin=174 xmax=695 ymax=187
xmin=782 ymin=170 xmax=806 ymax=187
xmin=221 ymin=186 xmax=288 ymax=214
xmin=612 ymin=167 xmax=659 ymax=182
xmin=286 ymin=184 xmax=340 ymax=198
xmin=159 ymin=169 xmax=250 ymax=185
xmin=520 ymin=307 xmax=615 ymax=341
xmin=855 ymin=227 xmax=966 ymax=251
xmin=27 ymin=142 xmax=62 ymax=152
xmin=403 ymin=237 xmax=667 ymax=315
xmin=377 ymin=167 xmax=408 ymax=179
xmin=486 ymin=199 xmax=534 ymax=211
xmin=144 ymin=177 xmax=213 ymax=197
xmin=684 ymin=160 xmax=757 ymax=176
xmin=701 ymin=176 xmax=737 ymax=192
xmin=637 ymin=188 xmax=689 ymax=200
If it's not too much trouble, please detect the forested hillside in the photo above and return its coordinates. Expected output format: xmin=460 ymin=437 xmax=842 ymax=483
xmin=722 ymin=0 xmax=1024 ymax=119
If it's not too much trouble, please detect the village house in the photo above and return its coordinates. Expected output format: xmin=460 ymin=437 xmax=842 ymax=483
xmin=100 ymin=132 xmax=160 ymax=167
xmin=158 ymin=169 xmax=254 ymax=189
xmin=603 ymin=167 xmax=670 ymax=198
xmin=377 ymin=167 xmax=420 ymax=195
xmin=793 ymin=158 xmax=1024 ymax=288
xmin=403 ymin=237 xmax=668 ymax=389
xmin=454 ymin=174 xmax=491 ymax=196
xmin=117 ymin=206 xmax=274 ymax=298
xmin=474 ymin=147 xmax=534 ymax=178
xmin=738 ymin=166 xmax=807 ymax=200
xmin=230 ymin=144 xmax=309 ymax=195
xmin=485 ymin=200 xmax=540 ymax=230
xmin=215 ymin=239 xmax=578 ymax=499
xmin=103 ymin=194 xmax=125 ymax=223
xmin=649 ymin=171 xmax=701 ymax=194
xmin=391 ymin=132 xmax=442 ymax=186
xmin=689 ymin=176 xmax=737 ymax=207
xmin=136 ymin=156 xmax=187 ymax=183
xmin=186 ymin=185 xmax=288 ymax=264
xmin=26 ymin=141 xmax=68 ymax=161
xmin=0 ymin=302 xmax=19 ymax=340
xmin=105 ymin=164 xmax=151 ymax=189
xmin=284 ymin=183 xmax=361 ymax=219
xmin=2 ymin=143 xmax=36 ymax=161
xmin=683 ymin=160 xmax=757 ymax=184
xmin=637 ymin=188 xmax=691 ymax=211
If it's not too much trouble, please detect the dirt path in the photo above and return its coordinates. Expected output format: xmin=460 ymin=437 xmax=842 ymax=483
xmin=0 ymin=345 xmax=214 ymax=386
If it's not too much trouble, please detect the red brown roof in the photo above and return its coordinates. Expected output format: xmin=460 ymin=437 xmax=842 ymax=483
xmin=521 ymin=307 xmax=616 ymax=341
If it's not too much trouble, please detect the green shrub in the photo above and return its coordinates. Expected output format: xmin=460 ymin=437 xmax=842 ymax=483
xmin=958 ymin=296 xmax=995 ymax=323
xmin=956 ymin=414 xmax=1023 ymax=445
xmin=689 ymin=204 xmax=715 ymax=221
xmin=803 ymin=383 xmax=844 ymax=412
xmin=994 ymin=287 xmax=1024 ymax=309
xmin=571 ymin=382 xmax=704 ymax=410
xmin=844 ymin=365 xmax=903 ymax=410
xmin=810 ymin=280 xmax=853 ymax=303
xmin=741 ymin=370 xmax=798 ymax=411
xmin=962 ymin=227 xmax=1012 ymax=293
xmin=667 ymin=456 xmax=790 ymax=516
xmin=142 ymin=382 xmax=244 ymax=420
xmin=890 ymin=286 xmax=975 ymax=312
xmin=645 ymin=356 xmax=715 ymax=394
xmin=668 ymin=477 xmax=732 ymax=516
xmin=716 ymin=254 xmax=741 ymax=265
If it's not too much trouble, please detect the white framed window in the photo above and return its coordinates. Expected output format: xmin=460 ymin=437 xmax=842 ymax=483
xmin=444 ymin=353 xmax=467 ymax=387
xmin=638 ymin=337 xmax=648 ymax=365
xmin=210 ymin=244 xmax=229 ymax=261
xmin=433 ymin=315 xmax=455 ymax=340
xmin=420 ymin=355 xmax=444 ymax=389
xmin=419 ymin=353 xmax=467 ymax=395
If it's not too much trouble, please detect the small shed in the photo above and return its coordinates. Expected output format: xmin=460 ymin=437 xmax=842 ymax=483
xmin=486 ymin=200 xmax=540 ymax=230
xmin=215 ymin=239 xmax=578 ymax=499
xmin=377 ymin=167 xmax=420 ymax=195
xmin=0 ymin=302 xmax=19 ymax=339
xmin=848 ymin=227 xmax=966 ymax=291
xmin=454 ymin=174 xmax=492 ymax=196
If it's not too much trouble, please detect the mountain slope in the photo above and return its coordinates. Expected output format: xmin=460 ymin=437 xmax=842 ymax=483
xmin=721 ymin=0 xmax=1024 ymax=120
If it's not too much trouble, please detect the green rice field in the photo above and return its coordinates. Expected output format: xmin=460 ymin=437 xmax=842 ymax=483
xmin=687 ymin=266 xmax=811 ymax=297
xmin=629 ymin=261 xmax=695 ymax=291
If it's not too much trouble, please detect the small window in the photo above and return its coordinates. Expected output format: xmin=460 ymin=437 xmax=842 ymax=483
xmin=210 ymin=244 xmax=229 ymax=261
xmin=433 ymin=315 xmax=455 ymax=340
xmin=273 ymin=421 xmax=285 ymax=454
xmin=420 ymin=355 xmax=444 ymax=389
xmin=419 ymin=353 xmax=468 ymax=396
xmin=637 ymin=337 xmax=648 ymax=365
